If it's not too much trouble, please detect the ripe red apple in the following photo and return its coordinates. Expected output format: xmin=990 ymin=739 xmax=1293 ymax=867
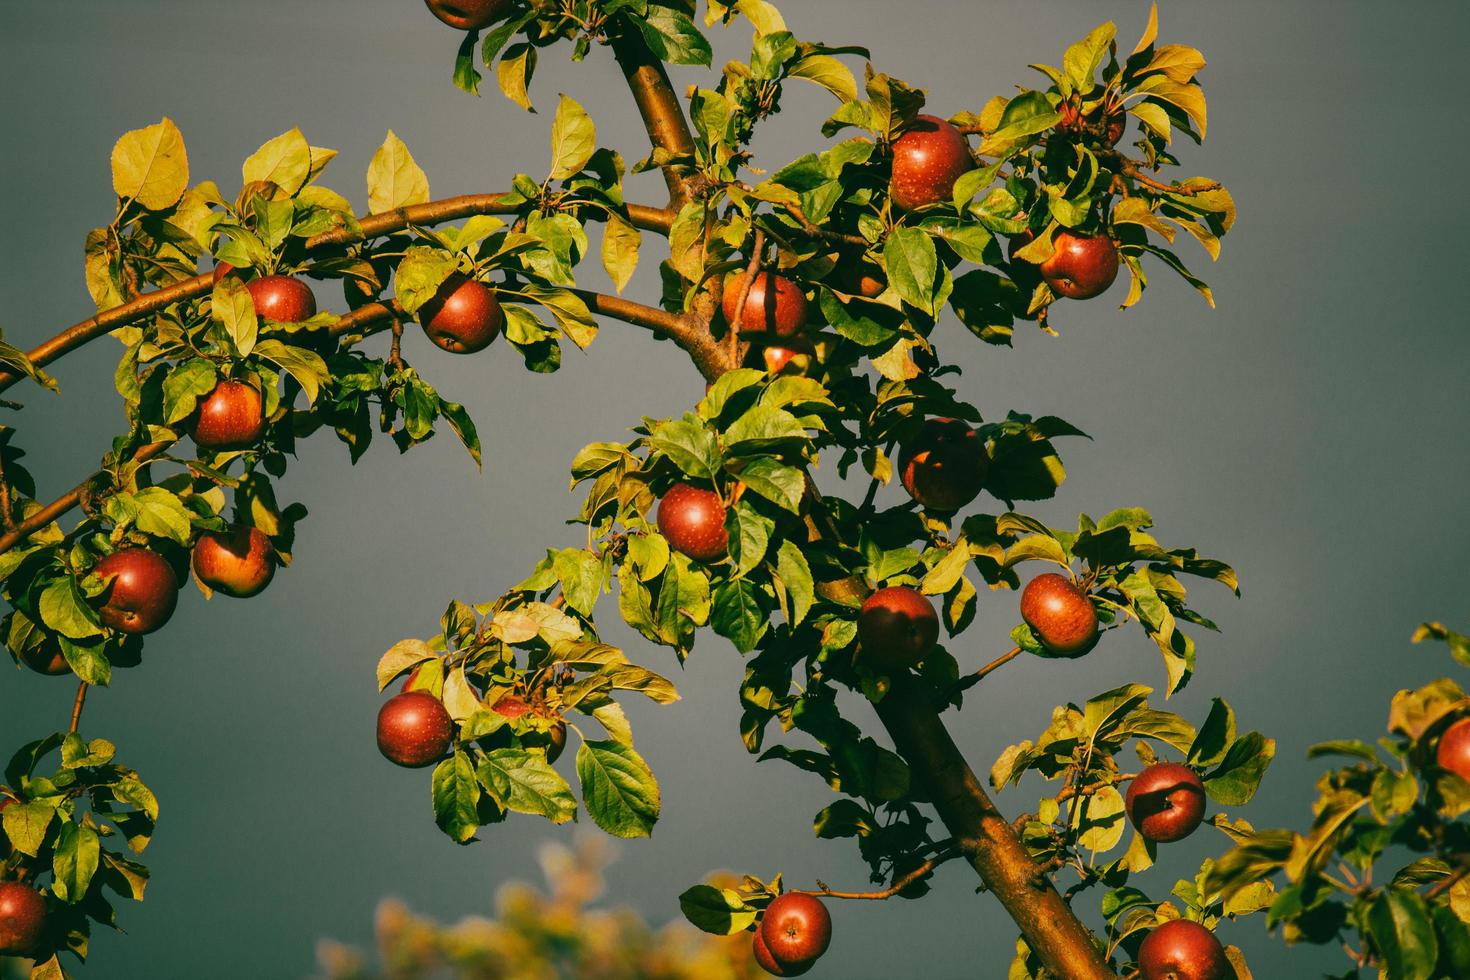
xmin=247 ymin=275 xmax=317 ymax=323
xmin=0 ymin=881 xmax=47 ymax=956
xmin=192 ymin=526 xmax=275 ymax=598
xmin=92 ymin=548 xmax=180 ymax=635
xmin=1137 ymin=919 xmax=1230 ymax=980
xmin=889 ymin=114 xmax=975 ymax=211
xmin=424 ymin=0 xmax=512 ymax=30
xmin=759 ymin=893 xmax=831 ymax=972
xmin=492 ymin=695 xmax=532 ymax=721
xmin=20 ymin=641 xmax=70 ymax=676
xmin=1019 ymin=573 xmax=1099 ymax=657
xmin=722 ymin=271 xmax=808 ymax=338
xmin=1037 ymin=231 xmax=1119 ymax=300
xmin=898 ymin=418 xmax=988 ymax=513
xmin=1126 ymin=763 xmax=1207 ymax=844
xmin=212 ymin=261 xmax=236 ymax=284
xmin=189 ymin=380 xmax=265 ymax=450
xmin=1436 ymin=717 xmax=1470 ymax=781
xmin=858 ymin=586 xmax=939 ymax=671
xmin=756 ymin=335 xmax=815 ymax=375
xmin=419 ymin=274 xmax=503 ymax=354
xmin=376 ymin=691 xmax=455 ymax=769
xmin=753 ymin=927 xmax=812 ymax=976
xmin=656 ymin=483 xmax=729 ymax=563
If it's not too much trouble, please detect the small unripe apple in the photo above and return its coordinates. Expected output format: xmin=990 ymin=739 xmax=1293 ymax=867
xmin=247 ymin=275 xmax=317 ymax=323
xmin=858 ymin=586 xmax=939 ymax=671
xmin=192 ymin=526 xmax=275 ymax=598
xmin=189 ymin=380 xmax=265 ymax=450
xmin=1436 ymin=717 xmax=1470 ymax=781
xmin=722 ymin=271 xmax=808 ymax=338
xmin=759 ymin=893 xmax=831 ymax=972
xmin=753 ymin=927 xmax=812 ymax=976
xmin=92 ymin=548 xmax=180 ymax=635
xmin=1019 ymin=573 xmax=1099 ymax=656
xmin=1036 ymin=231 xmax=1119 ymax=300
xmin=1137 ymin=919 xmax=1230 ymax=980
xmin=0 ymin=881 xmax=47 ymax=956
xmin=419 ymin=274 xmax=503 ymax=354
xmin=424 ymin=0 xmax=513 ymax=30
xmin=889 ymin=114 xmax=975 ymax=211
xmin=376 ymin=691 xmax=455 ymax=769
xmin=656 ymin=483 xmax=729 ymax=563
xmin=1126 ymin=763 xmax=1207 ymax=843
xmin=20 ymin=641 xmax=70 ymax=676
xmin=546 ymin=721 xmax=567 ymax=765
xmin=898 ymin=418 xmax=988 ymax=513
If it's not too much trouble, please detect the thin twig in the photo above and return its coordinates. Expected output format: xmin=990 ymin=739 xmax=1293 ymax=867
xmin=798 ymin=848 xmax=961 ymax=901
xmin=956 ymin=646 xmax=1022 ymax=693
xmin=69 ymin=681 xmax=89 ymax=734
xmin=729 ymin=231 xmax=765 ymax=366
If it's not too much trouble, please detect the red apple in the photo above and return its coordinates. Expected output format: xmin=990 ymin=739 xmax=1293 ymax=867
xmin=759 ymin=893 xmax=831 ymax=972
xmin=247 ymin=275 xmax=317 ymax=323
xmin=858 ymin=586 xmax=939 ymax=671
xmin=656 ymin=483 xmax=729 ymax=563
xmin=1137 ymin=919 xmax=1230 ymax=980
xmin=722 ymin=271 xmax=808 ymax=338
xmin=1037 ymin=231 xmax=1119 ymax=300
xmin=92 ymin=548 xmax=179 ymax=635
xmin=20 ymin=641 xmax=70 ymax=676
xmin=1126 ymin=762 xmax=1207 ymax=843
xmin=0 ymin=881 xmax=47 ymax=956
xmin=492 ymin=695 xmax=532 ymax=721
xmin=192 ymin=526 xmax=275 ymax=598
xmin=1019 ymin=573 xmax=1099 ymax=656
xmin=1057 ymin=101 xmax=1126 ymax=146
xmin=419 ymin=274 xmax=502 ymax=354
xmin=212 ymin=261 xmax=236 ymax=284
xmin=755 ymin=335 xmax=815 ymax=375
xmin=189 ymin=380 xmax=265 ymax=450
xmin=376 ymin=691 xmax=455 ymax=769
xmin=898 ymin=418 xmax=988 ymax=513
xmin=889 ymin=114 xmax=975 ymax=211
xmin=1436 ymin=717 xmax=1470 ymax=781
xmin=753 ymin=927 xmax=812 ymax=976
xmin=424 ymin=0 xmax=512 ymax=30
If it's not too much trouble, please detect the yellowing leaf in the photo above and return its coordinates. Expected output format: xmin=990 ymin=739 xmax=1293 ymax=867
xmin=241 ymin=128 xmax=312 ymax=196
xmin=366 ymin=131 xmax=430 ymax=215
xmin=111 ymin=117 xmax=189 ymax=210
xmin=548 ymin=95 xmax=596 ymax=180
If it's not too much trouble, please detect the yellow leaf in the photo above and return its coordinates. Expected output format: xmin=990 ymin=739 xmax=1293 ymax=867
xmin=366 ymin=131 xmax=430 ymax=215
xmin=111 ymin=117 xmax=189 ymax=211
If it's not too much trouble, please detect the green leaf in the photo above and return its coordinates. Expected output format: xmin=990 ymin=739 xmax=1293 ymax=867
xmin=251 ymin=340 xmax=328 ymax=404
xmin=1187 ymin=698 xmax=1236 ymax=769
xmin=553 ymin=547 xmax=604 ymax=617
xmin=111 ymin=117 xmax=188 ymax=210
xmin=600 ymin=212 xmax=641 ymax=294
xmin=241 ymin=127 xmax=311 ymax=195
xmin=776 ymin=540 xmax=814 ymax=627
xmin=576 ymin=740 xmax=660 ymax=838
xmin=678 ymin=884 xmax=756 ymax=935
xmin=394 ymin=246 xmax=458 ymax=314
xmin=724 ymin=405 xmax=806 ymax=454
xmin=788 ymin=54 xmax=857 ymax=102
xmin=375 ymin=638 xmax=435 ymax=691
xmin=712 ymin=578 xmax=766 ymax=652
xmin=636 ymin=7 xmax=713 ymax=66
xmin=58 ymin=637 xmax=110 ymax=686
xmin=51 ymin=822 xmax=101 ymax=903
xmin=1076 ymin=785 xmax=1127 ymax=854
xmin=160 ymin=358 xmax=218 ymax=425
xmin=432 ymin=751 xmax=482 ymax=844
xmin=737 ymin=457 xmax=804 ymax=513
xmin=39 ymin=577 xmax=103 ymax=640
xmin=1203 ymin=732 xmax=1274 ymax=805
xmin=728 ymin=501 xmax=773 ymax=577
xmin=1062 ymin=22 xmax=1117 ymax=95
xmin=478 ymin=749 xmax=577 ymax=823
xmin=0 ymin=336 xmax=58 ymax=392
xmin=883 ymin=227 xmax=938 ymax=314
xmin=497 ymin=42 xmax=538 ymax=111
xmin=548 ymin=95 xmax=596 ymax=180
xmin=2 ymin=801 xmax=54 ymax=857
xmin=131 ymin=487 xmax=193 ymax=545
xmin=1367 ymin=890 xmax=1437 ymax=980
xmin=439 ymin=399 xmax=482 ymax=468
xmin=366 ymin=130 xmax=430 ymax=214
xmin=519 ymin=284 xmax=598 ymax=348
xmin=649 ymin=415 xmax=719 ymax=480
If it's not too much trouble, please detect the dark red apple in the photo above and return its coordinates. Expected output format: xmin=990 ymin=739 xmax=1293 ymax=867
xmin=424 ymin=0 xmax=512 ymax=30
xmin=419 ymin=274 xmax=503 ymax=354
xmin=247 ymin=275 xmax=317 ymax=323
xmin=0 ymin=881 xmax=47 ymax=956
xmin=1126 ymin=763 xmax=1207 ymax=844
xmin=753 ymin=927 xmax=812 ymax=976
xmin=91 ymin=548 xmax=179 ymax=635
xmin=722 ymin=271 xmax=808 ymax=338
xmin=858 ymin=586 xmax=939 ymax=671
xmin=889 ymin=114 xmax=975 ymax=211
xmin=189 ymin=380 xmax=265 ymax=450
xmin=192 ymin=526 xmax=275 ymax=598
xmin=898 ymin=418 xmax=988 ymax=513
xmin=1436 ymin=717 xmax=1470 ymax=781
xmin=656 ymin=483 xmax=729 ymax=563
xmin=376 ymin=691 xmax=455 ymax=769
xmin=759 ymin=893 xmax=831 ymax=972
xmin=1038 ymin=231 xmax=1119 ymax=300
xmin=1137 ymin=919 xmax=1230 ymax=980
xmin=20 ymin=641 xmax=70 ymax=676
xmin=1019 ymin=573 xmax=1098 ymax=656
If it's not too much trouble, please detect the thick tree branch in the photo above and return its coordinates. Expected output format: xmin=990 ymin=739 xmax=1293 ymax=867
xmin=607 ymin=26 xmax=700 ymax=209
xmin=0 ymin=196 xmax=675 ymax=394
xmin=573 ymin=289 xmax=729 ymax=383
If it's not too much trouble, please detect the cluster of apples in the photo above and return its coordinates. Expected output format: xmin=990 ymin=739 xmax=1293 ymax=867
xmin=376 ymin=672 xmax=566 ymax=770
xmin=753 ymin=893 xmax=831 ymax=976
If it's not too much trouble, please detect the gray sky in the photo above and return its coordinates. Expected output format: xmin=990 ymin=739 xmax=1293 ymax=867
xmin=3 ymin=1 xmax=1469 ymax=977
